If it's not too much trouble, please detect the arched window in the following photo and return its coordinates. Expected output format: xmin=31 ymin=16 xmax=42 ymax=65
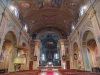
xmin=80 ymin=6 xmax=87 ymax=16
xmin=24 ymin=24 xmax=28 ymax=32
xmin=9 ymin=5 xmax=19 ymax=18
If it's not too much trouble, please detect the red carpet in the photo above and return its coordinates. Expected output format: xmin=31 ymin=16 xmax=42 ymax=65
xmin=46 ymin=72 xmax=53 ymax=75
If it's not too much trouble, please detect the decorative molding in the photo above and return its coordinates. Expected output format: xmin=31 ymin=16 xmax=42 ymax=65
xmin=88 ymin=10 xmax=96 ymax=19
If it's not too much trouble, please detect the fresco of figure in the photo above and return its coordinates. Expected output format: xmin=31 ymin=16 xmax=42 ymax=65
xmin=37 ymin=0 xmax=62 ymax=8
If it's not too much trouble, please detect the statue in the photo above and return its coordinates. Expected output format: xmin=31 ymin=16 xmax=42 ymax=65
xmin=47 ymin=52 xmax=52 ymax=61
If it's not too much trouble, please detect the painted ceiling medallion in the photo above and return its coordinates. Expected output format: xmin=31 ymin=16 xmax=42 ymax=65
xmin=21 ymin=3 xmax=30 ymax=8
xmin=36 ymin=0 xmax=62 ymax=9
xmin=67 ymin=2 xmax=77 ymax=9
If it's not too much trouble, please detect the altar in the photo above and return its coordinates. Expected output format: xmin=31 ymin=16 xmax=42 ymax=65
xmin=38 ymin=66 xmax=61 ymax=70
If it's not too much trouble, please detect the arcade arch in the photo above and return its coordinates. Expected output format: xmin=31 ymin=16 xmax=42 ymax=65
xmin=82 ymin=30 xmax=98 ymax=71
xmin=1 ymin=31 xmax=17 ymax=71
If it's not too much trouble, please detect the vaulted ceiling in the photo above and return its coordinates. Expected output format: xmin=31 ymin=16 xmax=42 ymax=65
xmin=11 ymin=0 xmax=88 ymax=38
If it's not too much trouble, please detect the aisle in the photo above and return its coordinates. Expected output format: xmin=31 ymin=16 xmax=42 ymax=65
xmin=40 ymin=72 xmax=60 ymax=75
xmin=46 ymin=72 xmax=53 ymax=75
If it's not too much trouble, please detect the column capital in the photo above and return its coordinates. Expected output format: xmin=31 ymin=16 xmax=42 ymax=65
xmin=59 ymin=39 xmax=67 ymax=45
xmin=34 ymin=40 xmax=40 ymax=42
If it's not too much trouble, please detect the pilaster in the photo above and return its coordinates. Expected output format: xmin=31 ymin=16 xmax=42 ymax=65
xmin=33 ymin=40 xmax=39 ymax=69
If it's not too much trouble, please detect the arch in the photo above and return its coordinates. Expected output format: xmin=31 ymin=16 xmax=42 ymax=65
xmin=3 ymin=27 xmax=18 ymax=45
xmin=1 ymin=31 xmax=17 ymax=71
xmin=82 ymin=30 xmax=98 ymax=71
xmin=81 ymin=27 xmax=96 ymax=41
xmin=35 ymin=29 xmax=64 ymax=40
xmin=4 ymin=31 xmax=17 ymax=44
xmin=37 ymin=31 xmax=61 ymax=66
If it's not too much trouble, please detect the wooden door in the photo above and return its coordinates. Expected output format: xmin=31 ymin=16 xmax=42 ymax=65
xmin=29 ymin=61 xmax=33 ymax=70
xmin=66 ymin=61 xmax=70 ymax=69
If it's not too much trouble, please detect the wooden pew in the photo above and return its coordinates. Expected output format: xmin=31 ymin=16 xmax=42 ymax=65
xmin=0 ymin=69 xmax=8 ymax=74
xmin=59 ymin=69 xmax=100 ymax=75
xmin=4 ymin=70 xmax=41 ymax=75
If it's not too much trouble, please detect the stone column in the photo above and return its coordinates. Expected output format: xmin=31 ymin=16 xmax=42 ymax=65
xmin=59 ymin=39 xmax=66 ymax=69
xmin=89 ymin=10 xmax=100 ymax=67
xmin=69 ymin=40 xmax=74 ymax=69
xmin=33 ymin=40 xmax=39 ymax=69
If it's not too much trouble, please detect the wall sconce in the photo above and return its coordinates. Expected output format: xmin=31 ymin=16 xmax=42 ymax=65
xmin=62 ymin=55 xmax=66 ymax=61
xmin=34 ymin=55 xmax=37 ymax=61
xmin=74 ymin=53 xmax=78 ymax=60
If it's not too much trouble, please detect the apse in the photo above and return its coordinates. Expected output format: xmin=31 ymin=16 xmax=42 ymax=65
xmin=38 ymin=31 xmax=61 ymax=66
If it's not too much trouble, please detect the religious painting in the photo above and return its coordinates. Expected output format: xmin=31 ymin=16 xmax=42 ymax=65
xmin=94 ymin=45 xmax=99 ymax=61
xmin=0 ymin=50 xmax=6 ymax=62
xmin=0 ymin=45 xmax=7 ymax=62
xmin=65 ymin=48 xmax=69 ymax=61
xmin=36 ymin=0 xmax=62 ymax=9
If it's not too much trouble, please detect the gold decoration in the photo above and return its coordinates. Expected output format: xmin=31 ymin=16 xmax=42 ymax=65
xmin=2 ymin=12 xmax=9 ymax=20
xmin=88 ymin=10 xmax=96 ymax=19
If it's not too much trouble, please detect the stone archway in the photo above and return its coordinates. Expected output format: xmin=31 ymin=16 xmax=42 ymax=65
xmin=82 ymin=30 xmax=98 ymax=71
xmin=1 ymin=31 xmax=17 ymax=72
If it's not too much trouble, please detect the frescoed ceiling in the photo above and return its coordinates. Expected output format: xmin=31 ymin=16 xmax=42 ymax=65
xmin=10 ymin=0 xmax=88 ymax=38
